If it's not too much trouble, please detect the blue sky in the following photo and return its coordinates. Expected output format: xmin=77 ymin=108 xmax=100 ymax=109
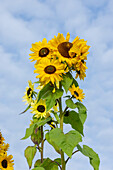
xmin=0 ymin=0 xmax=113 ymax=169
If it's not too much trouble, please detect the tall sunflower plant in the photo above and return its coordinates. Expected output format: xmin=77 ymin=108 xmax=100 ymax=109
xmin=21 ymin=33 xmax=100 ymax=170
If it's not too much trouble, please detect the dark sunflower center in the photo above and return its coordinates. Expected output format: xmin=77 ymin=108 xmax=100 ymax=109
xmin=81 ymin=60 xmax=84 ymax=63
xmin=39 ymin=48 xmax=49 ymax=57
xmin=58 ymin=42 xmax=73 ymax=58
xmin=2 ymin=159 xmax=8 ymax=168
xmin=37 ymin=105 xmax=45 ymax=113
xmin=77 ymin=70 xmax=80 ymax=75
xmin=44 ymin=65 xmax=56 ymax=74
xmin=27 ymin=88 xmax=32 ymax=96
xmin=74 ymin=91 xmax=79 ymax=97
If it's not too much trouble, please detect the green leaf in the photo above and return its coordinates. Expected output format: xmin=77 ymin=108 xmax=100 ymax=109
xmin=45 ymin=133 xmax=61 ymax=154
xmin=64 ymin=111 xmax=84 ymax=135
xmin=41 ymin=158 xmax=58 ymax=170
xmin=21 ymin=124 xmax=35 ymax=140
xmin=34 ymin=160 xmax=41 ymax=167
xmin=51 ymin=111 xmax=60 ymax=124
xmin=49 ymin=128 xmax=82 ymax=157
xmin=65 ymin=99 xmax=77 ymax=109
xmin=61 ymin=72 xmax=73 ymax=93
xmin=32 ymin=167 xmax=45 ymax=170
xmin=24 ymin=146 xmax=37 ymax=169
xmin=76 ymin=102 xmax=87 ymax=124
xmin=45 ymin=89 xmax=64 ymax=111
xmin=77 ymin=145 xmax=100 ymax=170
xmin=37 ymin=83 xmax=54 ymax=102
xmin=31 ymin=126 xmax=42 ymax=145
xmin=72 ymin=78 xmax=79 ymax=87
xmin=20 ymin=104 xmax=31 ymax=114
xmin=21 ymin=117 xmax=52 ymax=140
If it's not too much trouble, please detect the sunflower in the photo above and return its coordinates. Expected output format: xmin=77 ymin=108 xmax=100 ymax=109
xmin=69 ymin=84 xmax=85 ymax=102
xmin=0 ymin=143 xmax=9 ymax=155
xmin=75 ymin=59 xmax=88 ymax=72
xmin=29 ymin=38 xmax=54 ymax=65
xmin=22 ymin=80 xmax=34 ymax=105
xmin=30 ymin=99 xmax=50 ymax=119
xmin=47 ymin=119 xmax=56 ymax=129
xmin=49 ymin=32 xmax=80 ymax=66
xmin=34 ymin=58 xmax=66 ymax=85
xmin=0 ymin=132 xmax=5 ymax=145
xmin=75 ymin=70 xmax=86 ymax=80
xmin=0 ymin=153 xmax=14 ymax=170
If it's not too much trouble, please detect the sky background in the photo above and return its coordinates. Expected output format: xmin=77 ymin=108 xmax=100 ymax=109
xmin=0 ymin=0 xmax=113 ymax=169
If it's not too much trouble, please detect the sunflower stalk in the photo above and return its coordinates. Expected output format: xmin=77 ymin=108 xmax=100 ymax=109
xmin=41 ymin=126 xmax=44 ymax=163
xmin=59 ymin=82 xmax=65 ymax=170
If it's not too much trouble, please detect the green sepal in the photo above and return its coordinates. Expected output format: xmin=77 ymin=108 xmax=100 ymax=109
xmin=65 ymin=99 xmax=77 ymax=109
xmin=21 ymin=117 xmax=52 ymax=140
xmin=64 ymin=110 xmax=84 ymax=135
xmin=20 ymin=104 xmax=31 ymax=114
xmin=24 ymin=145 xmax=37 ymax=169
xmin=61 ymin=72 xmax=73 ymax=93
xmin=77 ymin=144 xmax=100 ymax=170
xmin=48 ymin=128 xmax=82 ymax=157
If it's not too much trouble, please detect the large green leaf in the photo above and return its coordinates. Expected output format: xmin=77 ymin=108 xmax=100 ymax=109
xmin=24 ymin=146 xmax=37 ymax=169
xmin=61 ymin=72 xmax=73 ymax=93
xmin=76 ymin=102 xmax=87 ymax=124
xmin=21 ymin=117 xmax=52 ymax=140
xmin=77 ymin=145 xmax=100 ymax=170
xmin=64 ymin=111 xmax=84 ymax=135
xmin=65 ymin=99 xmax=77 ymax=109
xmin=34 ymin=158 xmax=59 ymax=170
xmin=45 ymin=133 xmax=61 ymax=154
xmin=49 ymin=128 xmax=82 ymax=157
xmin=32 ymin=167 xmax=45 ymax=170
xmin=37 ymin=83 xmax=54 ymax=102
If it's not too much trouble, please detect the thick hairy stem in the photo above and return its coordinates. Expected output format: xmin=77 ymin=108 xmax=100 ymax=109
xmin=41 ymin=126 xmax=44 ymax=163
xmin=59 ymin=82 xmax=65 ymax=170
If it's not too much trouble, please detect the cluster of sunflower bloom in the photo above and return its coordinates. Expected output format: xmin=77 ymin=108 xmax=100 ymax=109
xmin=0 ymin=132 xmax=14 ymax=170
xmin=23 ymin=32 xmax=90 ymax=121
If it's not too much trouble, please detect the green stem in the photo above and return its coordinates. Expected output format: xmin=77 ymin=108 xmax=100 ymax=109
xmin=59 ymin=82 xmax=65 ymax=170
xmin=41 ymin=126 xmax=44 ymax=163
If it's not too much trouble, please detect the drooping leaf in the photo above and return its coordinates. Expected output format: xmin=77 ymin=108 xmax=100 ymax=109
xmin=40 ymin=158 xmax=58 ymax=170
xmin=21 ymin=117 xmax=52 ymax=140
xmin=31 ymin=126 xmax=42 ymax=145
xmin=77 ymin=145 xmax=100 ymax=170
xmin=54 ymin=89 xmax=64 ymax=99
xmin=49 ymin=128 xmax=82 ymax=157
xmin=20 ymin=104 xmax=31 ymax=114
xmin=37 ymin=83 xmax=54 ymax=102
xmin=61 ymin=72 xmax=73 ymax=93
xmin=24 ymin=146 xmax=37 ymax=169
xmin=65 ymin=99 xmax=77 ymax=109
xmin=76 ymin=102 xmax=87 ymax=124
xmin=64 ymin=110 xmax=84 ymax=135
xmin=45 ymin=133 xmax=61 ymax=154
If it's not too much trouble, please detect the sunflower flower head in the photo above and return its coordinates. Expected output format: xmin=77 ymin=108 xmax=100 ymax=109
xmin=29 ymin=38 xmax=54 ymax=65
xmin=30 ymin=99 xmax=50 ymax=119
xmin=69 ymin=84 xmax=85 ymax=102
xmin=22 ymin=80 xmax=34 ymax=105
xmin=0 ymin=153 xmax=14 ymax=170
xmin=34 ymin=58 xmax=66 ymax=85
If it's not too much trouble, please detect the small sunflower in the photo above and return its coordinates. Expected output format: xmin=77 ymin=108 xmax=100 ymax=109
xmin=0 ymin=153 xmax=14 ymax=170
xmin=0 ymin=132 xmax=5 ymax=145
xmin=0 ymin=143 xmax=9 ymax=155
xmin=49 ymin=32 xmax=80 ymax=66
xmin=34 ymin=58 xmax=66 ymax=85
xmin=75 ymin=59 xmax=88 ymax=72
xmin=30 ymin=99 xmax=50 ymax=119
xmin=69 ymin=84 xmax=85 ymax=102
xmin=75 ymin=70 xmax=86 ymax=80
xmin=22 ymin=80 xmax=34 ymax=105
xmin=29 ymin=38 xmax=54 ymax=65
